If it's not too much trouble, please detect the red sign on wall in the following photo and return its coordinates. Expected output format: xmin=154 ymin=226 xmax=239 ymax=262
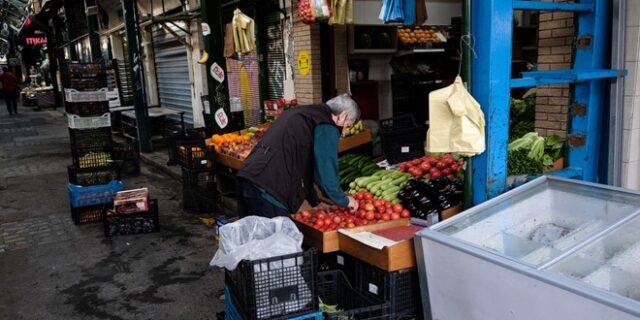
xmin=25 ymin=37 xmax=47 ymax=45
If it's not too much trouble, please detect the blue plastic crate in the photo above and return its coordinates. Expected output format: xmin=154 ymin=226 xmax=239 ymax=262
xmin=224 ymin=286 xmax=322 ymax=320
xmin=68 ymin=180 xmax=124 ymax=207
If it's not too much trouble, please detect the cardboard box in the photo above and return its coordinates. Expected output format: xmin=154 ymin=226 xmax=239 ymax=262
xmin=338 ymin=218 xmax=418 ymax=271
xmin=338 ymin=129 xmax=372 ymax=152
xmin=293 ymin=219 xmax=341 ymax=253
xmin=441 ymin=203 xmax=463 ymax=220
xmin=292 ymin=218 xmax=411 ymax=253
xmin=543 ymin=157 xmax=564 ymax=173
xmin=114 ymin=188 xmax=149 ymax=214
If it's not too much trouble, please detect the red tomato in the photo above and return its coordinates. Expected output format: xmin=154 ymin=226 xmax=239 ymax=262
xmin=366 ymin=211 xmax=375 ymax=220
xmin=301 ymin=210 xmax=312 ymax=218
xmin=381 ymin=214 xmax=391 ymax=221
xmin=391 ymin=213 xmax=400 ymax=220
xmin=315 ymin=220 xmax=324 ymax=228
xmin=442 ymin=168 xmax=452 ymax=176
xmin=330 ymin=205 xmax=339 ymax=211
xmin=364 ymin=193 xmax=373 ymax=200
xmin=347 ymin=222 xmax=356 ymax=228
xmin=364 ymin=204 xmax=375 ymax=212
xmin=324 ymin=218 xmax=332 ymax=226
xmin=376 ymin=205 xmax=386 ymax=213
xmin=333 ymin=216 xmax=342 ymax=224
xmin=373 ymin=199 xmax=383 ymax=207
xmin=419 ymin=162 xmax=431 ymax=172
xmin=374 ymin=213 xmax=381 ymax=220
xmin=401 ymin=209 xmax=410 ymax=218
xmin=392 ymin=204 xmax=403 ymax=213
xmin=398 ymin=163 xmax=407 ymax=172
xmin=317 ymin=212 xmax=327 ymax=220
xmin=385 ymin=202 xmax=392 ymax=208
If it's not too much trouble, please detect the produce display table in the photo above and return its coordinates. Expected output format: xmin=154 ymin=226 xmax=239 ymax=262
xmin=214 ymin=129 xmax=373 ymax=171
xmin=121 ymin=107 xmax=184 ymax=146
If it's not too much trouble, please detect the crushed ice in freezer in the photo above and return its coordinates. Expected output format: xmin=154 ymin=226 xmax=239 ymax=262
xmin=529 ymin=223 xmax=570 ymax=245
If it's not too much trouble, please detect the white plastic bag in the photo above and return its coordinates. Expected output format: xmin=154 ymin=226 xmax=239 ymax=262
xmin=210 ymin=216 xmax=303 ymax=270
xmin=426 ymin=76 xmax=486 ymax=156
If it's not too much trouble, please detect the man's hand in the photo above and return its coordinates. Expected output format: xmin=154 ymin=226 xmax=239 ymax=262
xmin=347 ymin=196 xmax=359 ymax=212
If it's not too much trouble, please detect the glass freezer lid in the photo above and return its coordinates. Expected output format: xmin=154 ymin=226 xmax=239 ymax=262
xmin=436 ymin=178 xmax=640 ymax=267
xmin=545 ymin=213 xmax=640 ymax=303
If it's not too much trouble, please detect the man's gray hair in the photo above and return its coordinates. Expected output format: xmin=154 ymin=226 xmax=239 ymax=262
xmin=326 ymin=94 xmax=360 ymax=121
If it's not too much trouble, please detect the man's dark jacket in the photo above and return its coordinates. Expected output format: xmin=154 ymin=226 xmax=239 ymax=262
xmin=237 ymin=104 xmax=337 ymax=212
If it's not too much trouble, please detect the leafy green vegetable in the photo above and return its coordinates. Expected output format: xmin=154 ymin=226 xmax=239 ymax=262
xmin=544 ymin=135 xmax=565 ymax=161
xmin=508 ymin=149 xmax=544 ymax=176
xmin=527 ymin=137 xmax=546 ymax=161
xmin=509 ymin=97 xmax=536 ymax=141
xmin=508 ymin=132 xmax=540 ymax=151
xmin=508 ymin=132 xmax=565 ymax=175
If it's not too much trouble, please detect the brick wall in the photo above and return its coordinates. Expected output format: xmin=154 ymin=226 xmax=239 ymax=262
xmin=622 ymin=1 xmax=640 ymax=189
xmin=535 ymin=5 xmax=575 ymax=137
xmin=292 ymin=7 xmax=323 ymax=105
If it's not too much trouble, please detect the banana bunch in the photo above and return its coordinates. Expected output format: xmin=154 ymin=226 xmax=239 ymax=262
xmin=342 ymin=120 xmax=364 ymax=137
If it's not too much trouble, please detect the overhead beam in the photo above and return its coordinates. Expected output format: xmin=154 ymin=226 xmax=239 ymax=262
xmin=512 ymin=1 xmax=593 ymax=12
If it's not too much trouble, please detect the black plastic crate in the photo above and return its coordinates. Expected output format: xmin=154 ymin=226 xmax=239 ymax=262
xmin=225 ymin=249 xmax=318 ymax=320
xmin=354 ymin=260 xmax=422 ymax=319
xmin=177 ymin=140 xmax=214 ymax=171
xmin=318 ymin=252 xmax=356 ymax=285
xmin=72 ymin=146 xmax=114 ymax=169
xmin=61 ymin=62 xmax=106 ymax=79
xmin=379 ymin=115 xmax=425 ymax=165
xmin=103 ymin=199 xmax=159 ymax=237
xmin=113 ymin=140 xmax=140 ymax=160
xmin=71 ymin=202 xmax=110 ymax=225
xmin=69 ymin=127 xmax=113 ymax=149
xmin=113 ymin=141 xmax=141 ymax=175
xmin=166 ymin=128 xmax=208 ymax=166
xmin=317 ymin=270 xmax=390 ymax=320
xmin=63 ymin=76 xmax=107 ymax=91
xmin=182 ymin=169 xmax=218 ymax=213
xmin=65 ymin=101 xmax=110 ymax=116
xmin=68 ymin=164 xmax=121 ymax=186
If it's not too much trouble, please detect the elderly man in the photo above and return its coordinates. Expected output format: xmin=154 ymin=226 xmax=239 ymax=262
xmin=236 ymin=94 xmax=361 ymax=218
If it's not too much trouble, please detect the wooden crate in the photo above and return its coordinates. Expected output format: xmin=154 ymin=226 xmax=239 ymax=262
xmin=338 ymin=218 xmax=418 ymax=271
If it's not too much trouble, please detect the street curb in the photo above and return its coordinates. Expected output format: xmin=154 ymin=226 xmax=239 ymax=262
xmin=140 ymin=153 xmax=182 ymax=181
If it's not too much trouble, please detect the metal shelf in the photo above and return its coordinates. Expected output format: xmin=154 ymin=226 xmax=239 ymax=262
xmin=395 ymin=48 xmax=446 ymax=57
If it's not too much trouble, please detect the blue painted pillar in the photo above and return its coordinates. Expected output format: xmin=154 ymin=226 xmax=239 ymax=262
xmin=569 ymin=0 xmax=610 ymax=183
xmin=471 ymin=0 xmax=513 ymax=204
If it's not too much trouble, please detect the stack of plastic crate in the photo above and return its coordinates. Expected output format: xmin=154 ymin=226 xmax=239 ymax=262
xmin=171 ymin=130 xmax=217 ymax=213
xmin=64 ymin=62 xmax=123 ymax=224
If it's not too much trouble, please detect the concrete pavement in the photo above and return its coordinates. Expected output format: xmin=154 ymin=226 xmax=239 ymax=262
xmin=0 ymin=104 xmax=224 ymax=320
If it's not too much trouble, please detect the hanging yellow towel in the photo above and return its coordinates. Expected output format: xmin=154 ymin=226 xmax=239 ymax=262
xmin=232 ymin=8 xmax=256 ymax=54
xmin=426 ymin=76 xmax=485 ymax=156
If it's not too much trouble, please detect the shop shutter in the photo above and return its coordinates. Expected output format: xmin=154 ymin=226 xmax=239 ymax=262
xmin=264 ymin=11 xmax=285 ymax=100
xmin=152 ymin=22 xmax=193 ymax=124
